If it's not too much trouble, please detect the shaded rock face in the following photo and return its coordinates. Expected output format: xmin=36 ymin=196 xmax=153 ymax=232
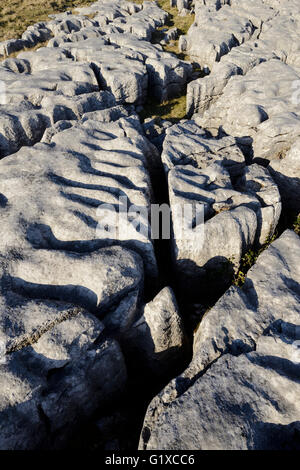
xmin=268 ymin=138 xmax=300 ymax=214
xmin=0 ymin=148 xmax=144 ymax=448
xmin=0 ymin=307 xmax=127 ymax=450
xmin=0 ymin=67 xmax=190 ymax=446
xmin=180 ymin=4 xmax=256 ymax=69
xmin=0 ymin=0 xmax=187 ymax=441
xmin=140 ymin=230 xmax=300 ymax=450
xmin=143 ymin=0 xmax=299 ymax=450
xmin=0 ymin=0 xmax=299 ymax=452
xmin=0 ymin=0 xmax=194 ymax=449
xmin=122 ymin=287 xmax=188 ymax=380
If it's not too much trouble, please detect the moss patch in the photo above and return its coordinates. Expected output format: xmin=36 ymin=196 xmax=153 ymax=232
xmin=153 ymin=0 xmax=194 ymax=60
xmin=293 ymin=214 xmax=300 ymax=236
xmin=232 ymin=232 xmax=278 ymax=287
xmin=139 ymin=93 xmax=187 ymax=123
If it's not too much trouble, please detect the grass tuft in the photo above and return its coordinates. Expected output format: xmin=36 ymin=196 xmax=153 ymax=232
xmin=232 ymin=232 xmax=278 ymax=287
xmin=139 ymin=93 xmax=187 ymax=123
xmin=293 ymin=213 xmax=300 ymax=236
xmin=152 ymin=0 xmax=194 ymax=60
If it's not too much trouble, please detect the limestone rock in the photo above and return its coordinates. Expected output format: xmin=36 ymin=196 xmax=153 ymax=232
xmin=123 ymin=287 xmax=187 ymax=378
xmin=140 ymin=230 xmax=300 ymax=450
xmin=0 ymin=304 xmax=127 ymax=449
xmin=195 ymin=60 xmax=300 ymax=161
xmin=268 ymin=138 xmax=300 ymax=213
xmin=0 ymin=116 xmax=157 ymax=278
xmin=236 ymin=164 xmax=282 ymax=245
xmin=179 ymin=5 xmax=255 ymax=70
xmin=162 ymin=120 xmax=245 ymax=177
xmin=168 ymin=161 xmax=281 ymax=300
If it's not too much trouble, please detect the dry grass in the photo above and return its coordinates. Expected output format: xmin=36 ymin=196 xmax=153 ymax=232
xmin=138 ymin=0 xmax=194 ymax=121
xmin=0 ymin=0 xmax=96 ymax=42
xmin=139 ymin=93 xmax=187 ymax=123
xmin=0 ymin=0 xmax=195 ymax=121
xmin=152 ymin=0 xmax=194 ymax=60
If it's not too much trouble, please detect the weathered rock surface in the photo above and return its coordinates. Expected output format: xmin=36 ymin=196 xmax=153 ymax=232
xmin=140 ymin=230 xmax=300 ymax=450
xmin=186 ymin=0 xmax=300 ymax=167
xmin=0 ymin=108 xmax=160 ymax=447
xmin=123 ymin=287 xmax=187 ymax=378
xmin=268 ymin=138 xmax=300 ymax=214
xmin=179 ymin=3 xmax=257 ymax=69
xmin=0 ymin=0 xmax=192 ymax=159
xmin=168 ymin=160 xmax=281 ymax=300
xmin=0 ymin=22 xmax=53 ymax=59
xmin=186 ymin=40 xmax=279 ymax=117
xmin=195 ymin=60 xmax=300 ymax=162
xmin=143 ymin=117 xmax=173 ymax=151
xmin=106 ymin=32 xmax=192 ymax=102
xmin=236 ymin=164 xmax=282 ymax=245
xmin=0 ymin=114 xmax=158 ymax=278
xmin=0 ymin=0 xmax=299 ymax=451
xmin=162 ymin=120 xmax=245 ymax=176
xmin=0 ymin=304 xmax=127 ymax=450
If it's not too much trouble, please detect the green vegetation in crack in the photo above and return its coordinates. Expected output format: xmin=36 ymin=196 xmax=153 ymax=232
xmin=0 ymin=1 xmax=101 ymax=59
xmin=293 ymin=213 xmax=300 ymax=236
xmin=2 ymin=1 xmax=197 ymax=123
xmin=135 ymin=1 xmax=198 ymax=122
xmin=139 ymin=93 xmax=187 ymax=123
xmin=151 ymin=0 xmax=195 ymax=61
xmin=232 ymin=232 xmax=278 ymax=287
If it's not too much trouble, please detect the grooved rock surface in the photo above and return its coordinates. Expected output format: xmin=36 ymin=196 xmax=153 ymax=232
xmin=168 ymin=160 xmax=281 ymax=300
xmin=161 ymin=120 xmax=245 ymax=176
xmin=186 ymin=0 xmax=300 ymax=164
xmin=0 ymin=94 xmax=158 ymax=448
xmin=0 ymin=0 xmax=192 ymax=159
xmin=140 ymin=230 xmax=300 ymax=450
xmin=0 ymin=306 xmax=127 ymax=450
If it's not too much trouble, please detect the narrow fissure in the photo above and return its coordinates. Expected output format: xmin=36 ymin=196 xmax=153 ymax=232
xmin=0 ymin=0 xmax=299 ymax=453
